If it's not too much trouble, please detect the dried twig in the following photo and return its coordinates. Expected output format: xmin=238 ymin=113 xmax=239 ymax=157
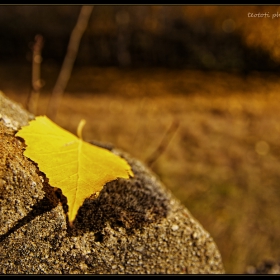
xmin=146 ymin=119 xmax=180 ymax=168
xmin=26 ymin=34 xmax=44 ymax=115
xmin=47 ymin=5 xmax=94 ymax=120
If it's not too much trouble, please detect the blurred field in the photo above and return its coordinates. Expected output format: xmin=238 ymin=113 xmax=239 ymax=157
xmin=3 ymin=65 xmax=280 ymax=274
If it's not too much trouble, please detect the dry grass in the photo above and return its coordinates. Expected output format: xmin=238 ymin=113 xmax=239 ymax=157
xmin=3 ymin=66 xmax=280 ymax=273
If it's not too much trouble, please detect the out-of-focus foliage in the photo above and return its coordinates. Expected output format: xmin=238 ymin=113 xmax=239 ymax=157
xmin=1 ymin=5 xmax=280 ymax=72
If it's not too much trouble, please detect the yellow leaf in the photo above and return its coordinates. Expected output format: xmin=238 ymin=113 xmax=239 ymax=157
xmin=16 ymin=116 xmax=133 ymax=225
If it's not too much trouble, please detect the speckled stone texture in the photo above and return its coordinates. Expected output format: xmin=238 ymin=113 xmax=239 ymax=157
xmin=0 ymin=92 xmax=224 ymax=274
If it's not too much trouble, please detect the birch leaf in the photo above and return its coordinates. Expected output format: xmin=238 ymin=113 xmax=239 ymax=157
xmin=16 ymin=115 xmax=133 ymax=226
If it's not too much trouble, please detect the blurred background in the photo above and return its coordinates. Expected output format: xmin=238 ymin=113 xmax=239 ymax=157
xmin=1 ymin=5 xmax=280 ymax=274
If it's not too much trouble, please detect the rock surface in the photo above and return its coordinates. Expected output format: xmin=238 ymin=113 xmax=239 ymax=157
xmin=0 ymin=92 xmax=224 ymax=274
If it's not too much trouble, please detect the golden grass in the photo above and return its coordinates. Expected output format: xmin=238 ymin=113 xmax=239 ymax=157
xmin=4 ymin=67 xmax=280 ymax=273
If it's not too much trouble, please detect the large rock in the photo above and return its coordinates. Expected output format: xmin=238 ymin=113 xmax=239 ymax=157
xmin=0 ymin=92 xmax=224 ymax=274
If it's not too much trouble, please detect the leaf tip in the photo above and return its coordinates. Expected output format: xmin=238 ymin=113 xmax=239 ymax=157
xmin=68 ymin=220 xmax=74 ymax=228
xmin=128 ymin=169 xmax=134 ymax=178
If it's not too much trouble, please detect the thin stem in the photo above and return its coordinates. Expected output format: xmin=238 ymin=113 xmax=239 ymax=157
xmin=146 ymin=119 xmax=179 ymax=168
xmin=47 ymin=6 xmax=94 ymax=120
xmin=27 ymin=34 xmax=44 ymax=115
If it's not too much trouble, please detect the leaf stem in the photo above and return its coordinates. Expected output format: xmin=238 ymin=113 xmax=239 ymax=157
xmin=77 ymin=119 xmax=86 ymax=140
